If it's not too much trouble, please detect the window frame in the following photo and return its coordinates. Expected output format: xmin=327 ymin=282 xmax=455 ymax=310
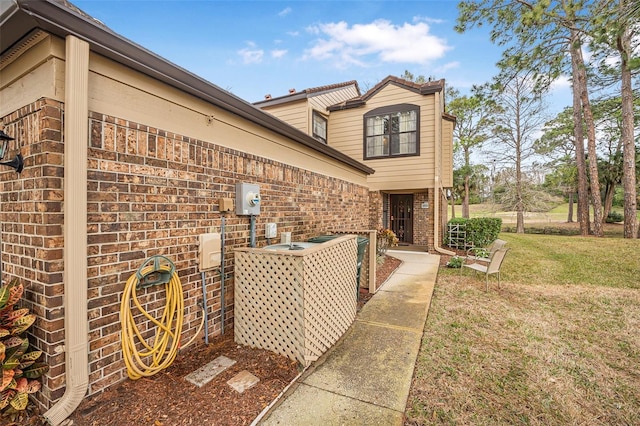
xmin=312 ymin=110 xmax=328 ymax=144
xmin=363 ymin=103 xmax=420 ymax=160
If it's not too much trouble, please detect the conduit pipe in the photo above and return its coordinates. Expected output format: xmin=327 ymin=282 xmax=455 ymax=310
xmin=200 ymin=271 xmax=209 ymax=344
xmin=43 ymin=35 xmax=90 ymax=425
xmin=433 ymin=89 xmax=455 ymax=257
xmin=220 ymin=216 xmax=226 ymax=334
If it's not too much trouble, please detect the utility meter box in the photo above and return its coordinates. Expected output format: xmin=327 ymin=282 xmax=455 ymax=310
xmin=236 ymin=183 xmax=261 ymax=215
xmin=199 ymin=233 xmax=221 ymax=271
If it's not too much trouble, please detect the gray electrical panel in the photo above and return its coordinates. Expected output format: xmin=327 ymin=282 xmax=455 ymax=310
xmin=236 ymin=183 xmax=261 ymax=215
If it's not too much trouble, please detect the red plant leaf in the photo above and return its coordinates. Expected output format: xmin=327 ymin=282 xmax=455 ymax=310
xmin=5 ymin=308 xmax=30 ymax=323
xmin=14 ymin=377 xmax=27 ymax=393
xmin=3 ymin=337 xmax=28 ymax=364
xmin=0 ymin=369 xmax=15 ymax=392
xmin=11 ymin=314 xmax=35 ymax=335
xmin=0 ymin=389 xmax=15 ymax=409
xmin=7 ymin=282 xmax=23 ymax=304
xmin=25 ymin=379 xmax=41 ymax=394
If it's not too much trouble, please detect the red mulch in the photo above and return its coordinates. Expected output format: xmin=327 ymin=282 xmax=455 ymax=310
xmin=13 ymin=255 xmax=402 ymax=426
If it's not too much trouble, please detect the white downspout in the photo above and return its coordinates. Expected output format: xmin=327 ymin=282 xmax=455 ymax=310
xmin=433 ymin=90 xmax=455 ymax=256
xmin=43 ymin=35 xmax=90 ymax=426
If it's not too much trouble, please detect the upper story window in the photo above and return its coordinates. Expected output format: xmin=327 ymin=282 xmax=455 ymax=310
xmin=312 ymin=111 xmax=328 ymax=144
xmin=364 ymin=104 xmax=419 ymax=159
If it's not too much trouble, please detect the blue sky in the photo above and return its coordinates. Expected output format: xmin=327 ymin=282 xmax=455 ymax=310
xmin=73 ymin=0 xmax=571 ymax=107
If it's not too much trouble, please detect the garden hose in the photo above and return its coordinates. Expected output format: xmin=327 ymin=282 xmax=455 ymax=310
xmin=120 ymin=257 xmax=205 ymax=380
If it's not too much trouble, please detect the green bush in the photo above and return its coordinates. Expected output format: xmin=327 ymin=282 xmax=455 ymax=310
xmin=606 ymin=211 xmax=623 ymax=223
xmin=446 ymin=256 xmax=463 ymax=268
xmin=466 ymin=218 xmax=502 ymax=247
xmin=446 ymin=217 xmax=502 ymax=248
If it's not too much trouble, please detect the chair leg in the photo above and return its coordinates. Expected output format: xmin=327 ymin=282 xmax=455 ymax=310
xmin=485 ymin=274 xmax=488 ymax=292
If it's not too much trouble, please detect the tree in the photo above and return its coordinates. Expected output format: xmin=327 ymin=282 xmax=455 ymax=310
xmin=456 ymin=0 xmax=603 ymax=236
xmin=488 ymin=70 xmax=547 ymax=233
xmin=590 ymin=0 xmax=640 ymax=238
xmin=447 ymin=86 xmax=498 ymax=217
xmin=400 ymin=70 xmax=428 ymax=84
xmin=535 ymin=107 xmax=579 ymax=222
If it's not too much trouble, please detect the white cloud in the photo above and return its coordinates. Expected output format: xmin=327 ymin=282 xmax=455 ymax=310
xmin=303 ymin=19 xmax=450 ymax=66
xmin=413 ymin=15 xmax=445 ymax=25
xmin=434 ymin=61 xmax=460 ymax=73
xmin=238 ymin=42 xmax=264 ymax=64
xmin=278 ymin=7 xmax=292 ymax=17
xmin=271 ymin=49 xmax=288 ymax=59
xmin=550 ymin=74 xmax=571 ymax=90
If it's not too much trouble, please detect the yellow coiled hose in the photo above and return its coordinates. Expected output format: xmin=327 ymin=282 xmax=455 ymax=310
xmin=120 ymin=262 xmax=204 ymax=380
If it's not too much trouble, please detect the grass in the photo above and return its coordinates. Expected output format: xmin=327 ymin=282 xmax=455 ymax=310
xmin=405 ymin=233 xmax=640 ymax=425
xmin=450 ymin=203 xmax=640 ymax=224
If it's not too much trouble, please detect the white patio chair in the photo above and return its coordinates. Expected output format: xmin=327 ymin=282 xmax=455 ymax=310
xmin=461 ymin=247 xmax=509 ymax=291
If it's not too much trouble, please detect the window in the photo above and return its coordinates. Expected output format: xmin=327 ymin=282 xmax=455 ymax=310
xmin=364 ymin=104 xmax=419 ymax=159
xmin=312 ymin=111 xmax=328 ymax=144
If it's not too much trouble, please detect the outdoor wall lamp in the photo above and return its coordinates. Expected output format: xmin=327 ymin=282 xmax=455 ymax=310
xmin=0 ymin=130 xmax=24 ymax=173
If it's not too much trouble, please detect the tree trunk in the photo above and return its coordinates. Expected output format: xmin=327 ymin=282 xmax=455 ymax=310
xmin=569 ymin=31 xmax=590 ymax=236
xmin=603 ymin=183 xmax=614 ymax=220
xmin=450 ymin=193 xmax=456 ymax=218
xmin=573 ymin=33 xmax=603 ymax=237
xmin=618 ymin=21 xmax=638 ymax=238
xmin=462 ymin=175 xmax=470 ymax=218
xmin=567 ymin=192 xmax=574 ymax=222
xmin=516 ymin=132 xmax=524 ymax=233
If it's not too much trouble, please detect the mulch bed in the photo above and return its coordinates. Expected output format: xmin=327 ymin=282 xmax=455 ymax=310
xmin=13 ymin=255 xmax=403 ymax=426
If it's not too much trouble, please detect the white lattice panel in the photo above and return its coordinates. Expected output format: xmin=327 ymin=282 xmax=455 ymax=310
xmin=234 ymin=236 xmax=358 ymax=365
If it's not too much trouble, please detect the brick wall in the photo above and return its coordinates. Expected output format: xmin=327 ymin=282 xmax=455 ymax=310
xmin=412 ymin=190 xmax=447 ymax=250
xmin=0 ymin=98 xmax=66 ymax=406
xmin=413 ymin=191 xmax=431 ymax=247
xmin=368 ymin=191 xmax=384 ymax=231
xmin=1 ymin=101 xmax=370 ymax=409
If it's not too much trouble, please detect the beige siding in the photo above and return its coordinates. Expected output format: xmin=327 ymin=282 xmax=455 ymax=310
xmin=329 ymin=83 xmax=438 ymax=191
xmin=259 ymin=86 xmax=357 ymax=141
xmin=441 ymin=116 xmax=455 ymax=187
xmin=259 ymin=100 xmax=308 ymax=134
xmin=87 ymin=54 xmax=367 ymax=186
xmin=0 ymin=34 xmax=65 ymax=116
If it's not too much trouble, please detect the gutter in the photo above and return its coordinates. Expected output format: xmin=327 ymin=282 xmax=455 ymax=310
xmin=8 ymin=0 xmax=373 ymax=176
xmin=433 ymin=90 xmax=455 ymax=256
xmin=43 ymin=34 xmax=89 ymax=426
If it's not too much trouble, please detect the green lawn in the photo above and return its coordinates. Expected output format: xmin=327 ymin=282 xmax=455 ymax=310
xmin=449 ymin=203 xmax=640 ymax=224
xmin=405 ymin=233 xmax=640 ymax=425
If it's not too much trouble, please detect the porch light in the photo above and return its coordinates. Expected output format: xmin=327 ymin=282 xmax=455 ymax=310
xmin=0 ymin=130 xmax=24 ymax=173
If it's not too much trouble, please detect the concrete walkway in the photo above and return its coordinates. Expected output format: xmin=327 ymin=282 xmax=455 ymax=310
xmin=256 ymin=250 xmax=440 ymax=425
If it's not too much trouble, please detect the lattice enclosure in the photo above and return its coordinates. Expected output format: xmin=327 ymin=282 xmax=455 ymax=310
xmin=234 ymin=236 xmax=358 ymax=365
xmin=329 ymin=230 xmax=377 ymax=291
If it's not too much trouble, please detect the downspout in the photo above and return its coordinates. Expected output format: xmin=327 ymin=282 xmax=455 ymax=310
xmin=43 ymin=35 xmax=89 ymax=425
xmin=433 ymin=90 xmax=455 ymax=256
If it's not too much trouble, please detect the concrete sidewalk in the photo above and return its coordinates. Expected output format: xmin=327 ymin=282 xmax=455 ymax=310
xmin=256 ymin=250 xmax=440 ymax=425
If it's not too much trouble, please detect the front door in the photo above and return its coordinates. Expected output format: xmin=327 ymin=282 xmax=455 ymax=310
xmin=390 ymin=194 xmax=413 ymax=244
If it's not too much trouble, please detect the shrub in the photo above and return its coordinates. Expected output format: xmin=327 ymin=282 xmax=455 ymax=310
xmin=606 ymin=211 xmax=623 ymax=223
xmin=377 ymin=228 xmax=399 ymax=257
xmin=0 ymin=279 xmax=49 ymax=419
xmin=446 ymin=217 xmax=502 ymax=248
xmin=446 ymin=256 xmax=463 ymax=268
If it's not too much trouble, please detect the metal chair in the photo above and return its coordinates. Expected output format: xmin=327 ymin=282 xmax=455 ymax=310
xmin=461 ymin=247 xmax=509 ymax=291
